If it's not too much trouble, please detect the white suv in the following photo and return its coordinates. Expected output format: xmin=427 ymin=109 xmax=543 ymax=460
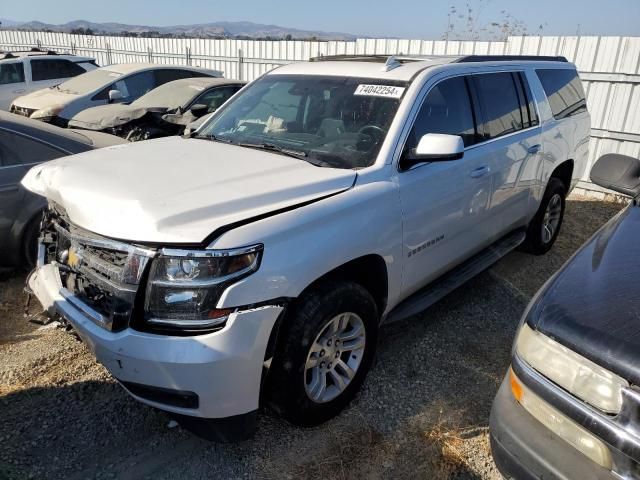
xmin=0 ymin=49 xmax=97 ymax=110
xmin=23 ymin=54 xmax=590 ymax=440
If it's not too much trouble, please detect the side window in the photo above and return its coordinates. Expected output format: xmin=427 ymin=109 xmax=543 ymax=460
xmin=0 ymin=62 xmax=25 ymax=85
xmin=116 ymin=71 xmax=156 ymax=101
xmin=536 ymin=69 xmax=587 ymax=120
xmin=473 ymin=72 xmax=524 ymax=140
xmin=155 ymin=69 xmax=193 ymax=85
xmin=407 ymin=76 xmax=477 ymax=148
xmin=65 ymin=61 xmax=87 ymax=77
xmin=193 ymin=86 xmax=241 ymax=113
xmin=518 ymin=73 xmax=539 ymax=127
xmin=0 ymin=130 xmax=65 ymax=167
xmin=30 ymin=59 xmax=84 ymax=81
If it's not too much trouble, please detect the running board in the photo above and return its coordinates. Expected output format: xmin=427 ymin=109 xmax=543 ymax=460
xmin=384 ymin=229 xmax=526 ymax=324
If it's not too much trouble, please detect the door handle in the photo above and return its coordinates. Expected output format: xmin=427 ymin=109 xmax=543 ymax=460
xmin=527 ymin=144 xmax=541 ymax=155
xmin=12 ymin=89 xmax=26 ymax=94
xmin=470 ymin=165 xmax=490 ymax=178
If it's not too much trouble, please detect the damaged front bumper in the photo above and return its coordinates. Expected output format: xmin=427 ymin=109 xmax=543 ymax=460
xmin=28 ymin=262 xmax=282 ymax=423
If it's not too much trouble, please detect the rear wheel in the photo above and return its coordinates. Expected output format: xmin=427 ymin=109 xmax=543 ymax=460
xmin=267 ymin=280 xmax=378 ymax=426
xmin=520 ymin=177 xmax=566 ymax=255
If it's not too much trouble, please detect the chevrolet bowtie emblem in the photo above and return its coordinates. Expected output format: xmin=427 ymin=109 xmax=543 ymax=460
xmin=67 ymin=247 xmax=81 ymax=268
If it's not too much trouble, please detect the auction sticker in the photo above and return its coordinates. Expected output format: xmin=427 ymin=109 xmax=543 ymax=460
xmin=354 ymin=84 xmax=405 ymax=98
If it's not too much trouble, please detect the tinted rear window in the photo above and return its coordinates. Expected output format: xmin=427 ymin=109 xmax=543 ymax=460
xmin=536 ymin=69 xmax=587 ymax=120
xmin=473 ymin=72 xmax=524 ymax=140
xmin=31 ymin=59 xmax=86 ymax=81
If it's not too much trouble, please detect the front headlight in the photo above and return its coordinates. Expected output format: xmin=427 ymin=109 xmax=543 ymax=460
xmin=143 ymin=245 xmax=263 ymax=331
xmin=516 ymin=323 xmax=629 ymax=413
xmin=31 ymin=105 xmax=64 ymax=121
xmin=509 ymin=368 xmax=613 ymax=469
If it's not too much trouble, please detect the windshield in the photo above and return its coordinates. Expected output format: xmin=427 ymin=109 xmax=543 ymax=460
xmin=132 ymin=80 xmax=201 ymax=110
xmin=56 ymin=68 xmax=123 ymax=95
xmin=198 ymin=74 xmax=406 ymax=169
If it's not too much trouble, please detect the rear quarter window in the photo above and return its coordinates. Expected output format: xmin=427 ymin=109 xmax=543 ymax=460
xmin=536 ymin=69 xmax=587 ymax=120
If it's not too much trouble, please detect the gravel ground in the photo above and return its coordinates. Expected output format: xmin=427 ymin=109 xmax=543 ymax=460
xmin=0 ymin=195 xmax=625 ymax=480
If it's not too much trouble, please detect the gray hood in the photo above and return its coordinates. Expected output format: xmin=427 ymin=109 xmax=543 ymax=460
xmin=68 ymin=104 xmax=154 ymax=130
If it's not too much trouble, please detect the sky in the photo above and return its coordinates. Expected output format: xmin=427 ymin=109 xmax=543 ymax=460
xmin=2 ymin=0 xmax=639 ymax=39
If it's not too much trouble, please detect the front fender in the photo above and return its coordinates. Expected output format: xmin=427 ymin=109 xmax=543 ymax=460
xmin=211 ymin=179 xmax=403 ymax=315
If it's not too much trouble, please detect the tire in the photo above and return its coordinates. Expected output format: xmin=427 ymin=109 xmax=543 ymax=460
xmin=520 ymin=177 xmax=566 ymax=255
xmin=267 ymin=280 xmax=379 ymax=427
xmin=22 ymin=215 xmax=42 ymax=269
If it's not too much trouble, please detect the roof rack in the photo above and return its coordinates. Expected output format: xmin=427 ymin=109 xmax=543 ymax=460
xmin=309 ymin=54 xmax=568 ymax=64
xmin=0 ymin=47 xmax=61 ymax=60
xmin=454 ymin=55 xmax=568 ymax=63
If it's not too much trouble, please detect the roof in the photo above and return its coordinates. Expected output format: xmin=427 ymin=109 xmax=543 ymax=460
xmin=0 ymin=111 xmax=126 ymax=152
xmin=271 ymin=54 xmax=571 ymax=81
xmin=101 ymin=62 xmax=220 ymax=75
xmin=272 ymin=57 xmax=454 ymax=81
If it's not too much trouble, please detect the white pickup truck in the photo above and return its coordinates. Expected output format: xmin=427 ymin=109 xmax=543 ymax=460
xmin=23 ymin=54 xmax=590 ymax=440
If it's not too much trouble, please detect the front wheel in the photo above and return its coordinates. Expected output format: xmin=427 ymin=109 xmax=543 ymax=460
xmin=267 ymin=280 xmax=379 ymax=426
xmin=520 ymin=177 xmax=566 ymax=255
xmin=22 ymin=215 xmax=42 ymax=268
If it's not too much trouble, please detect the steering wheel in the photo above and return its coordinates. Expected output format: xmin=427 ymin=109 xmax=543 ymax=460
xmin=357 ymin=125 xmax=386 ymax=139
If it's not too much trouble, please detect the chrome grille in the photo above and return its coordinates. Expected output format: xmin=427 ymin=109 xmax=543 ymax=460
xmin=42 ymin=206 xmax=156 ymax=330
xmin=11 ymin=105 xmax=36 ymax=118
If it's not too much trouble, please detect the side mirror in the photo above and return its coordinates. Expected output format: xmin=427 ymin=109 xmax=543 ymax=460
xmin=108 ymin=89 xmax=123 ymax=103
xmin=400 ymin=133 xmax=464 ymax=170
xmin=189 ymin=103 xmax=208 ymax=118
xmin=590 ymin=153 xmax=640 ymax=198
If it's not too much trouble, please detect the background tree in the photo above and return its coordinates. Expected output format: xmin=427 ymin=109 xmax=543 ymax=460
xmin=443 ymin=0 xmax=546 ymax=41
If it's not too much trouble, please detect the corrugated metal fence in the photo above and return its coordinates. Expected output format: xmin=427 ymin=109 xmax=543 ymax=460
xmin=1 ymin=30 xmax=639 ymax=196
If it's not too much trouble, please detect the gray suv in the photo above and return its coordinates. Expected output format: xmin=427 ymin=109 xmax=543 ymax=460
xmin=0 ymin=112 xmax=126 ymax=267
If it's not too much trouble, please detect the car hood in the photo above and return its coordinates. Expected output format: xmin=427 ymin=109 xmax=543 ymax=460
xmin=12 ymin=87 xmax=77 ymax=110
xmin=69 ymin=104 xmax=155 ymax=130
xmin=21 ymin=136 xmax=356 ymax=244
xmin=527 ymin=204 xmax=640 ymax=385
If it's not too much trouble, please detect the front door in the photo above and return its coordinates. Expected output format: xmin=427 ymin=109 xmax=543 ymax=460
xmin=396 ymin=75 xmax=495 ymax=298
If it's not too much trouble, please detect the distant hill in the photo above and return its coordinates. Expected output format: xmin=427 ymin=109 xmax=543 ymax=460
xmin=0 ymin=19 xmax=357 ymax=40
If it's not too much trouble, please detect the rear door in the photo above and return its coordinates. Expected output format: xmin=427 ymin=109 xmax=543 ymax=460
xmin=0 ymin=129 xmax=66 ymax=241
xmin=0 ymin=61 xmax=27 ymax=110
xmin=471 ymin=71 xmax=543 ymax=233
xmin=397 ymin=75 xmax=496 ymax=297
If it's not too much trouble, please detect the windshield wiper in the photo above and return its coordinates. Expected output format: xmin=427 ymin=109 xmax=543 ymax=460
xmin=193 ymin=133 xmax=234 ymax=143
xmin=237 ymin=142 xmax=308 ymax=160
